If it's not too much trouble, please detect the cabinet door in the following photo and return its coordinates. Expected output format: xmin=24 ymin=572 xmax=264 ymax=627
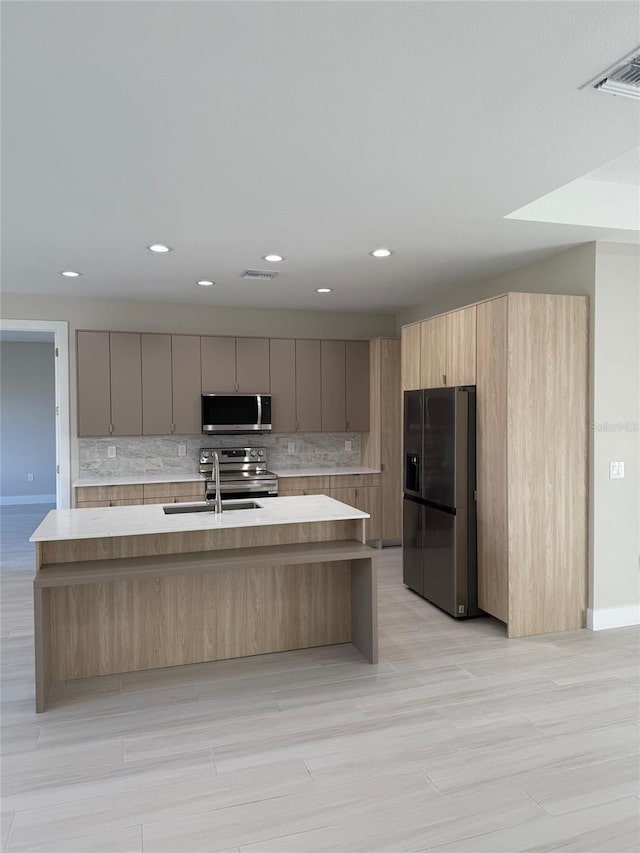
xmin=354 ymin=485 xmax=380 ymax=540
xmin=295 ymin=340 xmax=321 ymax=432
xmin=172 ymin=335 xmax=202 ymax=435
xmin=141 ymin=334 xmax=173 ymax=435
xmin=201 ymin=336 xmax=236 ymax=392
xmin=236 ymin=338 xmax=270 ymax=393
xmin=110 ymin=333 xmax=142 ymax=436
xmin=77 ymin=331 xmax=111 ymax=436
xmin=345 ymin=341 xmax=370 ymax=431
xmin=321 ymin=340 xmax=346 ymax=432
xmin=269 ymin=339 xmax=296 ymax=432
xmin=476 ymin=297 xmax=508 ymax=623
xmin=306 ymin=487 xmax=356 ymax=506
xmin=420 ymin=316 xmax=447 ymax=388
xmin=401 ymin=324 xmax=421 ymax=391
xmin=446 ymin=306 xmax=476 ymax=386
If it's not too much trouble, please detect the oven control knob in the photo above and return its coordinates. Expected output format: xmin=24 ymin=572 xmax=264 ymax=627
xmin=202 ymin=451 xmax=209 ymax=458
xmin=250 ymin=451 xmax=257 ymax=457
xmin=258 ymin=450 xmax=264 ymax=456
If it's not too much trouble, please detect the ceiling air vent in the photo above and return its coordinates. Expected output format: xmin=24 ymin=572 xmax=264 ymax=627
xmin=241 ymin=269 xmax=278 ymax=280
xmin=585 ymin=47 xmax=640 ymax=101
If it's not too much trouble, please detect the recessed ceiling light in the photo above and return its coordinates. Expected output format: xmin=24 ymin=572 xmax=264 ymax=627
xmin=197 ymin=280 xmax=215 ymax=287
xmin=60 ymin=270 xmax=81 ymax=278
xmin=316 ymin=288 xmax=333 ymax=293
xmin=370 ymin=248 xmax=393 ymax=258
xmin=147 ymin=243 xmax=172 ymax=253
xmin=263 ymin=254 xmax=285 ymax=263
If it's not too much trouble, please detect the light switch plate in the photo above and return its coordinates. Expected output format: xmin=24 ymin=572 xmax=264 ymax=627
xmin=345 ymin=440 xmax=352 ymax=452
xmin=27 ymin=473 xmax=34 ymax=482
xmin=610 ymin=461 xmax=624 ymax=479
xmin=287 ymin=442 xmax=295 ymax=455
xmin=178 ymin=444 xmax=187 ymax=457
xmin=107 ymin=446 xmax=116 ymax=459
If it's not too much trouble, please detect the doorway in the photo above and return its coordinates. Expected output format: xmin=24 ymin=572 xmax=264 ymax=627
xmin=0 ymin=320 xmax=70 ymax=509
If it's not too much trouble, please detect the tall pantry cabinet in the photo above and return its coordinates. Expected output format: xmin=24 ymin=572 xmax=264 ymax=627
xmin=476 ymin=293 xmax=589 ymax=637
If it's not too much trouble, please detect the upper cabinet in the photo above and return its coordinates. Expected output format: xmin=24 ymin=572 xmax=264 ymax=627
xmin=420 ymin=315 xmax=447 ymax=388
xmin=445 ymin=306 xmax=476 ymax=386
xmin=171 ymin=335 xmax=201 ymax=435
xmin=201 ymin=337 xmax=236 ymax=393
xmin=236 ymin=338 xmax=270 ymax=392
xmin=345 ymin=341 xmax=370 ymax=431
xmin=77 ymin=332 xmax=368 ymax=437
xmin=321 ymin=340 xmax=346 ymax=431
xmin=295 ymin=339 xmax=322 ymax=432
xmin=77 ymin=331 xmax=111 ymax=437
xmin=401 ymin=305 xmax=477 ymax=391
xmin=269 ymin=339 xmax=297 ymax=432
xmin=201 ymin=336 xmax=270 ymax=393
xmin=141 ymin=334 xmax=173 ymax=436
xmin=401 ymin=324 xmax=421 ymax=391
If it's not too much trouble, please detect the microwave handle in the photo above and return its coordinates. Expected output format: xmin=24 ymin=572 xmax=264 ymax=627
xmin=257 ymin=394 xmax=262 ymax=429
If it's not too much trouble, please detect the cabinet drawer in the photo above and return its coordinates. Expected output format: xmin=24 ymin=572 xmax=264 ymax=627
xmin=144 ymin=497 xmax=175 ymax=505
xmin=143 ymin=481 xmax=203 ymax=499
xmin=279 ymin=474 xmax=380 ymax=492
xmin=76 ymin=485 xmax=143 ymax=502
xmin=77 ymin=499 xmax=143 ymax=508
xmin=175 ymin=495 xmax=206 ymax=503
xmin=76 ymin=500 xmax=110 ymax=508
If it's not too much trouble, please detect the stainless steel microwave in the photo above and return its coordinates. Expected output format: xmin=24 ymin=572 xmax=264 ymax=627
xmin=201 ymin=394 xmax=272 ymax=434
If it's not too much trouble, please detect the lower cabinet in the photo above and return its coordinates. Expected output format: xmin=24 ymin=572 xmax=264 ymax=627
xmin=279 ymin=474 xmax=381 ymax=541
xmin=75 ymin=481 xmax=203 ymax=508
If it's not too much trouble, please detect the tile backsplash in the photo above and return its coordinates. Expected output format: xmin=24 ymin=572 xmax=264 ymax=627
xmin=79 ymin=433 xmax=362 ymax=477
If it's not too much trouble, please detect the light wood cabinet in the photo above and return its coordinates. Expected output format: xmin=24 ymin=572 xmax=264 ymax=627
xmin=345 ymin=341 xmax=370 ymax=431
xmin=141 ymin=334 xmax=173 ymax=435
xmin=269 ymin=339 xmax=297 ymax=432
xmin=321 ymin=340 xmax=346 ymax=431
xmin=171 ymin=335 xmax=201 ymax=435
xmin=236 ymin=337 xmax=270 ymax=393
xmin=445 ymin=306 xmax=476 ymax=386
xmin=77 ymin=331 xmax=111 ymax=437
xmin=420 ymin=315 xmax=447 ymax=388
xmin=476 ymin=293 xmax=588 ymax=637
xmin=401 ymin=324 xmax=421 ymax=391
xmin=402 ymin=305 xmax=476 ymax=391
xmin=363 ymin=338 xmax=401 ymax=542
xmin=353 ymin=485 xmax=380 ymax=540
xmin=295 ymin=340 xmax=322 ymax=432
xmin=201 ymin=336 xmax=236 ymax=393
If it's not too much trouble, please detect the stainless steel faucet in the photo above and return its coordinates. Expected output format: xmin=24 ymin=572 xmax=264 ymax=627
xmin=205 ymin=450 xmax=223 ymax=513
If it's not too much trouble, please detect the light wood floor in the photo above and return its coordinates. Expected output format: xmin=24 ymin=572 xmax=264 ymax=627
xmin=1 ymin=504 xmax=639 ymax=853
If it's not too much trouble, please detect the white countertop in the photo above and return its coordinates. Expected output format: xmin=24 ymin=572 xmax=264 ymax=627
xmin=271 ymin=466 xmax=380 ymax=478
xmin=73 ymin=466 xmax=380 ymax=487
xmin=74 ymin=473 xmax=204 ymax=487
xmin=30 ymin=495 xmax=369 ymax=543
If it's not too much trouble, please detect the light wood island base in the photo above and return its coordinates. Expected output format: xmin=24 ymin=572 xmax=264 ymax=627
xmin=32 ymin=507 xmax=377 ymax=713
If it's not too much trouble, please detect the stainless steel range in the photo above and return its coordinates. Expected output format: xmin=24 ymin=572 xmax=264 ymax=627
xmin=199 ymin=447 xmax=278 ymax=502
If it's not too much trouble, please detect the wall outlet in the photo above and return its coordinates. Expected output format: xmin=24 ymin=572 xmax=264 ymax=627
xmin=610 ymin=461 xmax=625 ymax=479
xmin=107 ymin=446 xmax=117 ymax=459
xmin=344 ymin=440 xmax=352 ymax=452
xmin=27 ymin=473 xmax=34 ymax=482
xmin=287 ymin=442 xmax=296 ymax=455
xmin=178 ymin=444 xmax=187 ymax=457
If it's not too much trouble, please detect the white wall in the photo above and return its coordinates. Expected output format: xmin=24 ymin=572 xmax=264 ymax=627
xmin=0 ymin=341 xmax=56 ymax=501
xmin=590 ymin=243 xmax=640 ymax=625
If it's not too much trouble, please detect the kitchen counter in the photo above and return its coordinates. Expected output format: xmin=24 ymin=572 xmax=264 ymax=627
xmin=32 ymin=494 xmax=377 ymax=712
xmin=72 ymin=466 xmax=380 ymax=488
xmin=31 ymin=495 xmax=369 ymax=542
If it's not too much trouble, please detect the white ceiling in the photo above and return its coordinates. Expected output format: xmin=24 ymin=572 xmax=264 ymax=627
xmin=2 ymin=1 xmax=639 ymax=313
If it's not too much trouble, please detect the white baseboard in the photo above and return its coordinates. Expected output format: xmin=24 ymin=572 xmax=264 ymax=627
xmin=0 ymin=494 xmax=56 ymax=506
xmin=587 ymin=605 xmax=640 ymax=631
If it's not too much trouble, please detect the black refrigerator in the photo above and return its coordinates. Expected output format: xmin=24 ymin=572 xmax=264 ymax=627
xmin=403 ymin=386 xmax=478 ymax=618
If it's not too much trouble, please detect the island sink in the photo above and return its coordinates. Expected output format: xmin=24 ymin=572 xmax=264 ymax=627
xmin=163 ymin=501 xmax=262 ymax=514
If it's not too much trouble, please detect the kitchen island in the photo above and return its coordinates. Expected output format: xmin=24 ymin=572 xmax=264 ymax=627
xmin=30 ymin=496 xmax=377 ymax=712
